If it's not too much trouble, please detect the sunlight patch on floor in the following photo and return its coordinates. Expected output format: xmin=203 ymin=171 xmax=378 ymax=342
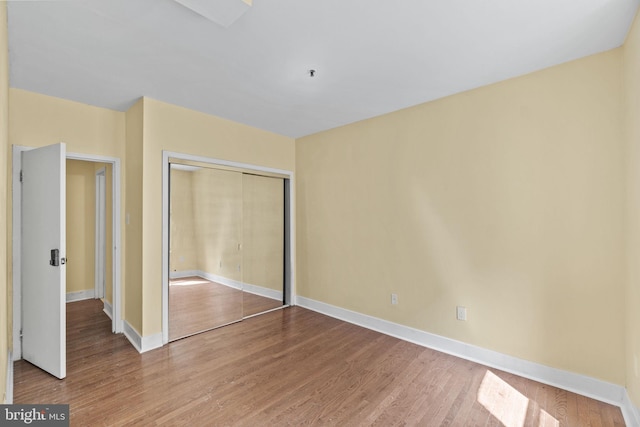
xmin=477 ymin=370 xmax=559 ymax=427
xmin=538 ymin=409 xmax=560 ymax=427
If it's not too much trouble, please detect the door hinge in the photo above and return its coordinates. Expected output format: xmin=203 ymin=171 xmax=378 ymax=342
xmin=19 ymin=329 xmax=23 ymax=339
xmin=19 ymin=170 xmax=23 ymax=182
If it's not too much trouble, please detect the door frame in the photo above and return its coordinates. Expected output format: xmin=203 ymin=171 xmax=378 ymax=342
xmin=161 ymin=150 xmax=295 ymax=345
xmin=95 ymin=167 xmax=106 ymax=300
xmin=12 ymin=145 xmax=123 ymax=358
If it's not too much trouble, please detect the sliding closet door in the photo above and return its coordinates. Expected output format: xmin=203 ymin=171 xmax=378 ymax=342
xmin=168 ymin=166 xmax=243 ymax=341
xmin=241 ymin=174 xmax=284 ymax=317
xmin=168 ymin=160 xmax=287 ymax=341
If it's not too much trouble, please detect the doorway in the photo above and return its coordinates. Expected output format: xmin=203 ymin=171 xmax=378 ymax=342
xmin=161 ymin=151 xmax=294 ymax=344
xmin=12 ymin=146 xmax=123 ymax=360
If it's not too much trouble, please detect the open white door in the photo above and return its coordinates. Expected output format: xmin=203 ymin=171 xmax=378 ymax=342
xmin=21 ymin=143 xmax=66 ymax=379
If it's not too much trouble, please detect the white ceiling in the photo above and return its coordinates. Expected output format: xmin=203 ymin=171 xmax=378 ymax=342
xmin=7 ymin=0 xmax=640 ymax=138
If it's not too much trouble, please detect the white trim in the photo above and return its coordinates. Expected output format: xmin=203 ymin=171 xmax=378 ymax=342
xmin=169 ymin=270 xmax=283 ymax=301
xmin=5 ymin=350 xmax=12 ymax=404
xmin=122 ymin=321 xmax=142 ymax=353
xmin=123 ymin=321 xmax=163 ymax=354
xmin=622 ymin=391 xmax=640 ymax=427
xmin=94 ymin=167 xmax=106 ymax=300
xmin=12 ymin=147 xmax=22 ymax=358
xmin=296 ymin=296 xmax=628 ymax=410
xmin=103 ymin=299 xmax=113 ymax=320
xmin=169 ymin=270 xmax=200 ymax=280
xmin=162 ymin=150 xmax=295 ymax=345
xmin=141 ymin=333 xmax=163 ymax=353
xmin=13 ymin=145 xmax=124 ymax=360
xmin=242 ymin=282 xmax=283 ymax=301
xmin=168 ymin=270 xmax=242 ymax=289
xmin=66 ymin=289 xmax=95 ymax=303
xmin=197 ymin=271 xmax=243 ymax=290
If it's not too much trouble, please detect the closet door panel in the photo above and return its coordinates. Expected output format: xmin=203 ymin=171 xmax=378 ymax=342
xmin=169 ymin=166 xmax=243 ymax=341
xmin=242 ymin=174 xmax=284 ymax=317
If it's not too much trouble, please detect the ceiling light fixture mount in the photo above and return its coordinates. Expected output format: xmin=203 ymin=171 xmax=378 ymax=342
xmin=308 ymin=69 xmax=316 ymax=77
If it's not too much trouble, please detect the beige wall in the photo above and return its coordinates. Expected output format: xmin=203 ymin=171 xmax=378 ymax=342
xmin=135 ymin=98 xmax=295 ymax=336
xmin=242 ymin=174 xmax=284 ymax=292
xmin=169 ymin=169 xmax=198 ymax=273
xmin=124 ymin=99 xmax=144 ymax=333
xmin=296 ymin=50 xmax=625 ymax=385
xmin=8 ymin=88 xmax=125 ymax=328
xmin=9 ymin=89 xmax=125 ymax=157
xmin=0 ymin=2 xmax=9 ymax=403
xmin=65 ymin=160 xmax=113 ymax=297
xmin=66 ymin=160 xmax=97 ymax=293
xmin=625 ymin=11 xmax=640 ymax=407
xmin=192 ymin=168 xmax=243 ymax=281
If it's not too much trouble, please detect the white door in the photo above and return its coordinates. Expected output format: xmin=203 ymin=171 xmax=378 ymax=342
xmin=21 ymin=143 xmax=66 ymax=379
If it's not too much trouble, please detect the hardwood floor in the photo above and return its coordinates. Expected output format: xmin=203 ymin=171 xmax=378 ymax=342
xmin=15 ymin=300 xmax=625 ymax=426
xmin=169 ymin=276 xmax=283 ymax=340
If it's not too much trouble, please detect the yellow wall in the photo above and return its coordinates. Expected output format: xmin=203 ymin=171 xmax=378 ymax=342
xmin=296 ymin=50 xmax=625 ymax=385
xmin=192 ymin=168 xmax=243 ymax=280
xmin=65 ymin=160 xmax=113 ymax=297
xmin=242 ymin=174 xmax=284 ymax=291
xmin=0 ymin=1 xmax=9 ymax=403
xmin=135 ymin=98 xmax=295 ymax=336
xmin=169 ymin=169 xmax=198 ymax=273
xmin=8 ymin=88 xmax=125 ymax=326
xmin=66 ymin=160 xmax=97 ymax=293
xmin=124 ymin=99 xmax=144 ymax=333
xmin=625 ymin=11 xmax=640 ymax=407
xmin=9 ymin=89 xmax=125 ymax=157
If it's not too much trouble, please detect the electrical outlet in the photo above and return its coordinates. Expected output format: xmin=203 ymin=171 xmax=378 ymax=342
xmin=456 ymin=306 xmax=467 ymax=321
xmin=391 ymin=293 xmax=398 ymax=305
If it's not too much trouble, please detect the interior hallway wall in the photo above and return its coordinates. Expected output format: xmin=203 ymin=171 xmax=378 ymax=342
xmin=65 ymin=160 xmax=113 ymax=300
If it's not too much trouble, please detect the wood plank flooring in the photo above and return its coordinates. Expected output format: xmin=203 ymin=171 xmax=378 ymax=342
xmin=169 ymin=277 xmax=283 ymax=340
xmin=14 ymin=300 xmax=625 ymax=426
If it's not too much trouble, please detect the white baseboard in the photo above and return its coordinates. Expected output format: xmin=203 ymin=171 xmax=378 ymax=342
xmin=622 ymin=391 xmax=640 ymax=426
xmin=241 ymin=282 xmax=283 ymax=301
xmin=123 ymin=320 xmax=163 ymax=354
xmin=103 ymin=299 xmax=113 ymax=320
xmin=169 ymin=270 xmax=199 ymax=280
xmin=123 ymin=320 xmax=142 ymax=352
xmin=197 ymin=271 xmax=243 ymax=290
xmin=296 ymin=296 xmax=630 ymax=418
xmin=171 ymin=270 xmax=243 ymax=290
xmin=5 ymin=350 xmax=12 ymax=404
xmin=170 ymin=270 xmax=282 ymax=301
xmin=66 ymin=289 xmax=95 ymax=303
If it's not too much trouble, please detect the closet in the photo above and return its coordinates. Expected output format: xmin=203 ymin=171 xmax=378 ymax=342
xmin=168 ymin=162 xmax=285 ymax=340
